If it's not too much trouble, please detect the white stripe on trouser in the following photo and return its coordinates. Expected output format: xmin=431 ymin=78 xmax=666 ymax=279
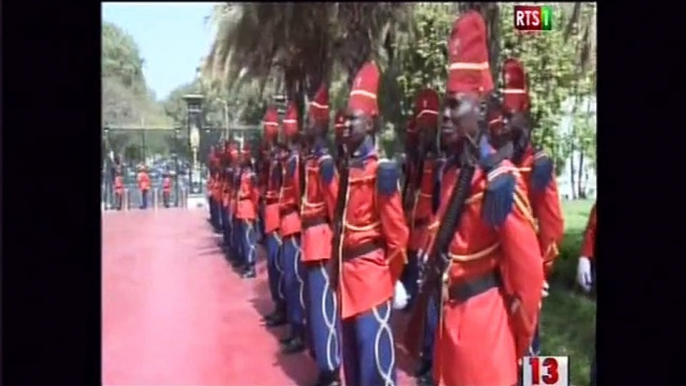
xmin=291 ymin=237 xmax=305 ymax=310
xmin=373 ymin=300 xmax=395 ymax=386
xmin=243 ymin=221 xmax=256 ymax=263
xmin=317 ymin=264 xmax=340 ymax=370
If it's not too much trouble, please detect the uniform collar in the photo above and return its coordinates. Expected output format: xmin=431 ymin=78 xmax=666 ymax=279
xmin=352 ymin=136 xmax=375 ymax=160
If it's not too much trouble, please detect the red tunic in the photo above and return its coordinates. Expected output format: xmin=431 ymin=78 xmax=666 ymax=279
xmin=581 ymin=202 xmax=597 ymax=259
xmin=278 ymin=150 xmax=302 ymax=238
xmin=229 ymin=167 xmax=239 ymax=214
xmin=518 ymin=147 xmax=565 ymax=274
xmin=338 ymin=151 xmax=409 ymax=319
xmin=137 ymin=172 xmax=150 ymax=192
xmin=301 ymin=151 xmax=338 ymax=263
xmin=114 ymin=176 xmax=124 ymax=194
xmin=221 ymin=173 xmax=231 ymax=209
xmin=162 ymin=177 xmax=171 ymax=193
xmin=408 ymin=157 xmax=439 ymax=251
xmin=428 ymin=160 xmax=544 ymax=386
xmin=235 ymin=167 xmax=260 ymax=220
xmin=264 ymin=157 xmax=282 ymax=234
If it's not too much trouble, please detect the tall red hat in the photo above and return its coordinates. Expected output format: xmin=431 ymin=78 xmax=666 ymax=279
xmin=413 ymin=89 xmax=440 ymax=129
xmin=502 ymin=58 xmax=530 ymax=113
xmin=309 ymin=84 xmax=330 ymax=125
xmin=348 ymin=62 xmax=380 ymax=117
xmin=334 ymin=110 xmax=346 ymax=138
xmin=283 ymin=102 xmax=299 ymax=137
xmin=263 ymin=106 xmax=279 ymax=140
xmin=446 ymin=11 xmax=493 ymax=94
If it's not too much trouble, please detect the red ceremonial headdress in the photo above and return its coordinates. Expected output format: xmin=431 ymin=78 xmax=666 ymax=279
xmin=502 ymin=58 xmax=530 ymax=113
xmin=263 ymin=106 xmax=279 ymax=140
xmin=348 ymin=62 xmax=380 ymax=117
xmin=309 ymin=84 xmax=330 ymax=125
xmin=446 ymin=11 xmax=493 ymax=94
xmin=334 ymin=110 xmax=346 ymax=138
xmin=413 ymin=89 xmax=440 ymax=130
xmin=283 ymin=102 xmax=299 ymax=137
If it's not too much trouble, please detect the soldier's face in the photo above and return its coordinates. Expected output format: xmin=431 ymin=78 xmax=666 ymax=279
xmin=344 ymin=109 xmax=370 ymax=151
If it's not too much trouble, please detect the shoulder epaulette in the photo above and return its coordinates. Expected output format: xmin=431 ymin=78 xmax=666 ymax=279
xmin=531 ymin=150 xmax=554 ymax=192
xmin=482 ymin=162 xmax=516 ymax=227
xmin=319 ymin=154 xmax=336 ymax=185
xmin=377 ymin=159 xmax=399 ymax=196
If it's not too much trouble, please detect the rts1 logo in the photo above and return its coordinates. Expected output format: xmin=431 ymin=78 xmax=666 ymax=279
xmin=514 ymin=5 xmax=553 ymax=31
xmin=522 ymin=356 xmax=569 ymax=386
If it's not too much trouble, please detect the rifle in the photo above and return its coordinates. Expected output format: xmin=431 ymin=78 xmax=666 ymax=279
xmin=329 ymin=153 xmax=350 ymax=291
xmin=404 ymin=156 xmax=476 ymax=360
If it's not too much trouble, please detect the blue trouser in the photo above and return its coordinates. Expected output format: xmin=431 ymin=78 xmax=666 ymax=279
xmin=221 ymin=208 xmax=231 ymax=250
xmin=266 ymin=233 xmax=285 ymax=304
xmin=208 ymin=196 xmax=215 ymax=221
xmin=140 ymin=190 xmax=148 ymax=209
xmin=341 ymin=299 xmax=397 ymax=386
xmin=257 ymin=203 xmax=266 ymax=243
xmin=306 ymin=261 xmax=341 ymax=373
xmin=232 ymin=217 xmax=242 ymax=261
xmin=239 ymin=219 xmax=257 ymax=267
xmin=282 ymin=235 xmax=306 ymax=336
xmin=400 ymin=250 xmax=421 ymax=310
xmin=421 ymin=295 xmax=439 ymax=365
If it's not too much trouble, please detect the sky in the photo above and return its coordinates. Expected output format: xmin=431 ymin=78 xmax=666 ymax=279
xmin=102 ymin=2 xmax=219 ymax=101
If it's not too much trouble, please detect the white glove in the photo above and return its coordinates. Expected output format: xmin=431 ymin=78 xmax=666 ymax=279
xmin=577 ymin=257 xmax=593 ymax=293
xmin=542 ymin=280 xmax=549 ymax=298
xmin=392 ymin=281 xmax=409 ymax=310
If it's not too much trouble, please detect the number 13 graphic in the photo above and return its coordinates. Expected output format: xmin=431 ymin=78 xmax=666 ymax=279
xmin=530 ymin=357 xmax=559 ymax=385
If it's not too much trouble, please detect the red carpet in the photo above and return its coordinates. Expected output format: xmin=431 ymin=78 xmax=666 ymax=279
xmin=102 ymin=209 xmax=414 ymax=386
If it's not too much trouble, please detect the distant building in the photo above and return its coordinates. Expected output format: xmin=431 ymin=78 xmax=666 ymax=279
xmin=556 ymin=95 xmax=597 ymax=200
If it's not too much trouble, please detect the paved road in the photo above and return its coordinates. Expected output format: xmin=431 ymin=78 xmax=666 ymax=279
xmin=102 ymin=208 xmax=415 ymax=385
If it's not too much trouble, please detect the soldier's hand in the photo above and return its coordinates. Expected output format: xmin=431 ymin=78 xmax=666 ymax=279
xmin=542 ymin=280 xmax=549 ymax=298
xmin=577 ymin=256 xmax=593 ymax=293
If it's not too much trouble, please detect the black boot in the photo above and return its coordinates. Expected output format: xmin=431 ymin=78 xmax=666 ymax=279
xmin=311 ymin=370 xmax=341 ymax=386
xmin=241 ymin=264 xmax=256 ymax=278
xmin=281 ymin=334 xmax=306 ymax=354
xmin=415 ymin=359 xmax=436 ymax=386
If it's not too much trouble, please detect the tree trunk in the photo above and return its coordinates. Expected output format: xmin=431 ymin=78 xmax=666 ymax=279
xmin=569 ymin=145 xmax=576 ymax=200
xmin=577 ymin=152 xmax=585 ymax=199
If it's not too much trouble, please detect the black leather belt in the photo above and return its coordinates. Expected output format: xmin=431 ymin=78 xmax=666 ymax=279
xmin=280 ymin=207 xmax=298 ymax=217
xmin=342 ymin=240 xmax=385 ymax=261
xmin=448 ymin=271 xmax=501 ymax=302
xmin=302 ymin=216 xmax=327 ymax=229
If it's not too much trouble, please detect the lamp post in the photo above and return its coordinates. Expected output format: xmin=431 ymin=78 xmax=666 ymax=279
xmin=183 ymin=94 xmax=204 ymax=195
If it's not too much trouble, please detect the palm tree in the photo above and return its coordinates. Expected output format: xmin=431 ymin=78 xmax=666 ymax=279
xmin=202 ymin=2 xmax=414 ymax=114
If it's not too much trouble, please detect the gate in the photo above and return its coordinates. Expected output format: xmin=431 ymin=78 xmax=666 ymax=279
xmin=102 ymin=126 xmax=187 ymax=209
xmin=102 ymin=124 xmax=262 ymax=210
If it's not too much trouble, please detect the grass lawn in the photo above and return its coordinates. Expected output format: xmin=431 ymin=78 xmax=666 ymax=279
xmin=542 ymin=199 xmax=596 ymax=386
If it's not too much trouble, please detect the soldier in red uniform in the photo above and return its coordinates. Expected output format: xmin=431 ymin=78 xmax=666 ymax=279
xmin=278 ymin=102 xmax=307 ymax=354
xmin=486 ymin=58 xmax=566 ymax=357
xmin=261 ymin=107 xmax=289 ymax=327
xmin=114 ymin=169 xmax=124 ymax=210
xmin=301 ymin=85 xmax=341 ymax=386
xmin=228 ymin=143 xmax=242 ymax=266
xmin=235 ymin=143 xmax=260 ymax=278
xmin=137 ymin=164 xmax=151 ymax=210
xmin=577 ymin=201 xmax=596 ymax=386
xmin=401 ymin=89 xmax=441 ymax=312
xmin=424 ymin=11 xmax=544 ymax=386
xmin=334 ymin=61 xmax=409 ymax=386
xmin=162 ymin=172 xmax=172 ymax=208
xmin=220 ymin=142 xmax=234 ymax=255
